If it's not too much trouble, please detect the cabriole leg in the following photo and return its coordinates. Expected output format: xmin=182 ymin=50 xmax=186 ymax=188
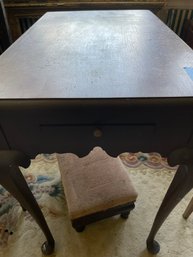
xmin=146 ymin=147 xmax=193 ymax=254
xmin=0 ymin=151 xmax=55 ymax=255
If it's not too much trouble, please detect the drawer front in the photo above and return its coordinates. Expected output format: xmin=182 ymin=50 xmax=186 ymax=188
xmin=39 ymin=124 xmax=155 ymax=156
xmin=4 ymin=122 xmax=192 ymax=158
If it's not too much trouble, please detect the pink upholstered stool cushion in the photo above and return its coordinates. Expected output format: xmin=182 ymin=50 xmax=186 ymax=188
xmin=57 ymin=147 xmax=138 ymax=221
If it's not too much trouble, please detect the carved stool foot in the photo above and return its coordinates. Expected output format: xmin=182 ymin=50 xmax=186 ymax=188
xmin=120 ymin=211 xmax=130 ymax=219
xmin=74 ymin=225 xmax=85 ymax=232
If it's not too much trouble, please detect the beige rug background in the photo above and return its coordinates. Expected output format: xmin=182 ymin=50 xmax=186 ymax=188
xmin=0 ymin=152 xmax=193 ymax=257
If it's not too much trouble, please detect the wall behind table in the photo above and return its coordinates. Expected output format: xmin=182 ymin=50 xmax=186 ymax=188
xmin=3 ymin=1 xmax=193 ymax=49
xmin=3 ymin=0 xmax=166 ymax=42
xmin=0 ymin=0 xmax=11 ymax=54
xmin=157 ymin=0 xmax=193 ymax=49
xmin=157 ymin=0 xmax=193 ymax=38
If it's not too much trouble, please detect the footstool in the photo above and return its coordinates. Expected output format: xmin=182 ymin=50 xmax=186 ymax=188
xmin=57 ymin=147 xmax=138 ymax=232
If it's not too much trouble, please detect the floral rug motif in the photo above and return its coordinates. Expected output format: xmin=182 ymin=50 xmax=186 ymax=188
xmin=119 ymin=152 xmax=176 ymax=169
xmin=0 ymin=152 xmax=192 ymax=257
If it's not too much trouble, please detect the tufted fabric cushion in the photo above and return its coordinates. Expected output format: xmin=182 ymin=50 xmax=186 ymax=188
xmin=57 ymin=147 xmax=138 ymax=220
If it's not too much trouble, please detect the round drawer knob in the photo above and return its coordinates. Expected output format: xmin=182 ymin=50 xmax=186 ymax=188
xmin=93 ymin=128 xmax=103 ymax=138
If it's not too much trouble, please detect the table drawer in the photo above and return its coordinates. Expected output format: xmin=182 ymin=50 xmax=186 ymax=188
xmin=38 ymin=123 xmax=156 ymax=156
xmin=5 ymin=122 xmax=192 ymax=158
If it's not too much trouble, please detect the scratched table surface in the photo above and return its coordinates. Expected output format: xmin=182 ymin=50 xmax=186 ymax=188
xmin=0 ymin=10 xmax=193 ymax=99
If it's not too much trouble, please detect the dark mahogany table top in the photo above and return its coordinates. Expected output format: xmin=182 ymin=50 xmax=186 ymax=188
xmin=0 ymin=10 xmax=193 ymax=99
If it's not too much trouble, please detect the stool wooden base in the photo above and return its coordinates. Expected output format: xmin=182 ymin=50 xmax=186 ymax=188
xmin=72 ymin=202 xmax=135 ymax=232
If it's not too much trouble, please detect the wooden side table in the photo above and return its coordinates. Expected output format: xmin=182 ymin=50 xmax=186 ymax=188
xmin=0 ymin=10 xmax=193 ymax=255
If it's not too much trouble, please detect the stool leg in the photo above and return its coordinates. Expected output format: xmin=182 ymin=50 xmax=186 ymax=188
xmin=183 ymin=196 xmax=193 ymax=219
xmin=0 ymin=165 xmax=55 ymax=255
xmin=121 ymin=202 xmax=135 ymax=219
xmin=120 ymin=211 xmax=130 ymax=219
xmin=73 ymin=225 xmax=85 ymax=233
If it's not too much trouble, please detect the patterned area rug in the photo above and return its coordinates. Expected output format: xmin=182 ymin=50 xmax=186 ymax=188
xmin=0 ymin=152 xmax=193 ymax=257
